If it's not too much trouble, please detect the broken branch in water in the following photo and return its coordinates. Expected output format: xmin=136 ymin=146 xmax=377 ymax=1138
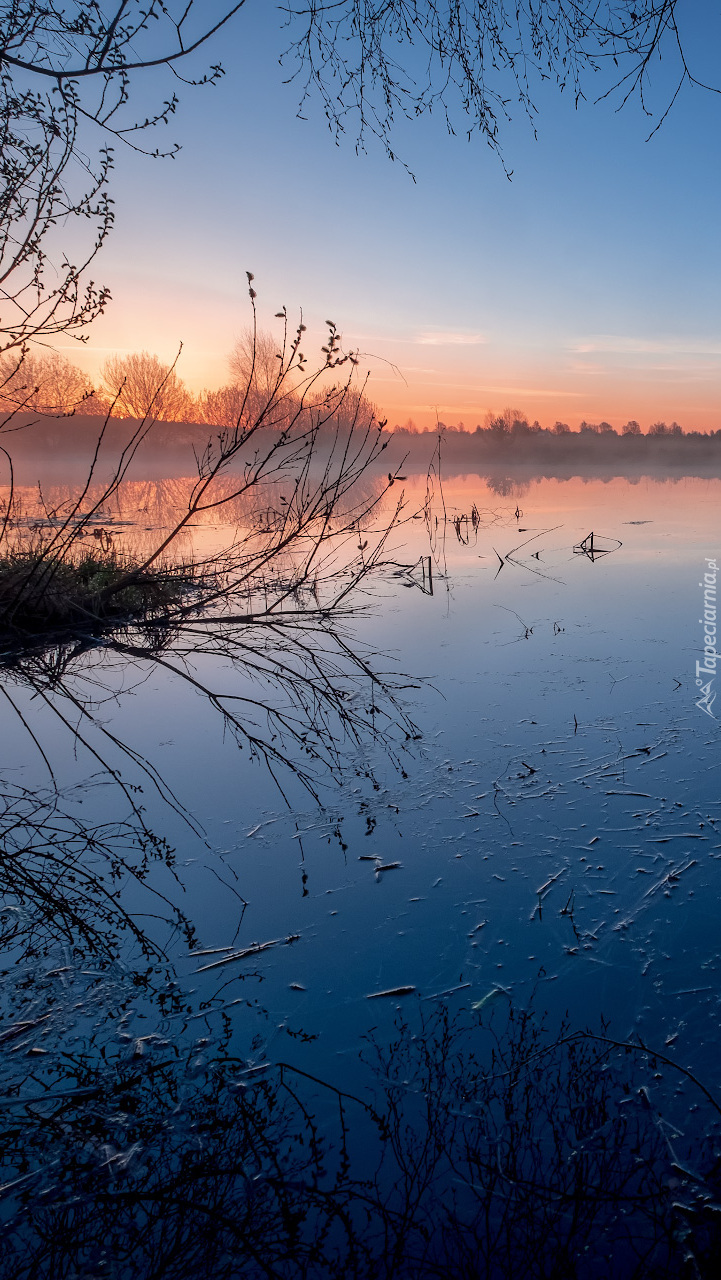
xmin=195 ymin=935 xmax=301 ymax=973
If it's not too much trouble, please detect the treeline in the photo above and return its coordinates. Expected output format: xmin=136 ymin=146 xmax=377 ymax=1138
xmin=0 ymin=333 xmax=295 ymax=428
xmin=393 ymin=409 xmax=721 ymax=458
xmin=3 ymin=347 xmax=719 ymax=454
xmin=0 ymin=334 xmax=380 ymax=485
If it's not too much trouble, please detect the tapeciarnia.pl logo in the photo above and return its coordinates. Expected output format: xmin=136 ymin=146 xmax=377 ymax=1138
xmin=696 ymin=557 xmax=718 ymax=719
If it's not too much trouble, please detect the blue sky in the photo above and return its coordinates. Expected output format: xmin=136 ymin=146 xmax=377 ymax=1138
xmin=65 ymin=2 xmax=721 ymax=430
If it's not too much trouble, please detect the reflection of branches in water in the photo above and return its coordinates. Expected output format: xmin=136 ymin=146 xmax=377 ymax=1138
xmin=364 ymin=1002 xmax=686 ymax=1277
xmin=0 ymin=646 xmax=203 ymax=834
xmin=2 ymin=990 xmax=718 ymax=1278
xmin=0 ymin=294 xmax=408 ymax=657
xmin=423 ymin=434 xmax=524 ymax=579
xmin=2 ymin=607 xmax=420 ymax=807
xmin=150 ymin=620 xmax=415 ymax=791
xmin=0 ymin=781 xmax=193 ymax=960
xmin=110 ymin=618 xmax=419 ymax=803
xmin=0 ymin=302 xmax=423 ymax=823
xmin=0 ymin=962 xmax=370 ymax=1280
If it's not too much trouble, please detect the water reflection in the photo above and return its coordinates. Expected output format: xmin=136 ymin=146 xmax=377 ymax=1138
xmin=1 ymin=981 xmax=718 ymax=1278
xmin=0 ymin=450 xmax=417 ymax=808
xmin=0 ymin=467 xmax=719 ymax=1276
xmin=0 ymin=780 xmax=188 ymax=960
xmin=0 ymin=470 xmax=389 ymax=562
xmin=0 ymin=606 xmax=418 ymax=817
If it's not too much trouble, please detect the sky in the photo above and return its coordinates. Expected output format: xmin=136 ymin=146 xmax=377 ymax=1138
xmin=61 ymin=3 xmax=721 ymax=432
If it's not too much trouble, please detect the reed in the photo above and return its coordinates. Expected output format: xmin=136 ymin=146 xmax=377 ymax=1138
xmin=0 ymin=543 xmax=190 ymax=642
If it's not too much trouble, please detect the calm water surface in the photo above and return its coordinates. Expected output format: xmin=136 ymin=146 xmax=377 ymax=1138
xmin=1 ymin=468 xmax=720 ymax=1274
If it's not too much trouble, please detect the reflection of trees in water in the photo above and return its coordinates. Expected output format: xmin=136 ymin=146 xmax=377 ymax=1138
xmin=2 ymin=470 xmax=389 ymax=529
xmin=0 ymin=408 xmax=421 ymax=1255
xmin=363 ymin=1003 xmax=696 ymax=1277
xmin=484 ymin=474 xmax=531 ymax=498
xmin=0 ymin=967 xmax=343 ymax=1278
xmin=0 ymin=466 xmax=389 ymax=562
xmin=1 ymin=596 xmax=418 ymax=807
xmin=0 ymin=441 xmax=414 ymax=807
xmin=4 ymin=422 xmax=716 ymax=1271
xmin=1 ymin=991 xmax=716 ymax=1278
xmin=0 ymin=781 xmax=192 ymax=961
xmin=0 ymin=679 xmax=715 ymax=1277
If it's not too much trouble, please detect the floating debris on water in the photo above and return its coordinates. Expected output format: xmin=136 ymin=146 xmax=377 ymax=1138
xmin=195 ymin=935 xmax=300 ymax=973
xmin=471 ymin=986 xmax=510 ymax=1012
xmin=366 ymin=985 xmax=416 ymax=999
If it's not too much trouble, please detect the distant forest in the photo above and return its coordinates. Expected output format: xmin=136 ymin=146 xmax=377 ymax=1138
xmin=386 ymin=411 xmax=721 ymax=487
xmin=392 ymin=410 xmax=721 ymax=461
xmin=1 ymin=348 xmax=719 ymax=445
xmin=2 ymin=346 xmax=720 ymax=489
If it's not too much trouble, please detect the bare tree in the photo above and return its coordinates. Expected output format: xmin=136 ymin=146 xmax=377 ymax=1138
xmin=1 ymin=4 xmax=702 ymax=366
xmin=0 ymin=3 xmax=250 ymax=355
xmin=229 ymin=327 xmax=285 ymax=403
xmin=102 ymin=350 xmax=193 ymax=421
xmin=195 ymin=383 xmax=250 ymax=430
xmin=0 ymin=285 xmax=414 ymax=801
xmin=285 ymin=2 xmax=713 ymax=165
xmin=0 ymin=348 xmax=95 ymax=413
xmin=484 ymin=407 xmax=527 ymax=434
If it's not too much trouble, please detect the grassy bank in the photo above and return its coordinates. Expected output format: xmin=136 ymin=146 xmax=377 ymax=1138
xmin=0 ymin=544 xmax=190 ymax=647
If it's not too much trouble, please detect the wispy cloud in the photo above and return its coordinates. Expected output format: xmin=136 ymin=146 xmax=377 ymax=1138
xmin=370 ymin=365 xmax=438 ymax=377
xmin=570 ymin=335 xmax=721 ymax=356
xmin=415 ymin=382 xmax=582 ymax=397
xmin=415 ymin=331 xmax=487 ymax=346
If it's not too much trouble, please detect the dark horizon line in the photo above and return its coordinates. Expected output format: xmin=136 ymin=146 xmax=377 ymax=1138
xmin=392 ymin=421 xmax=720 ymax=440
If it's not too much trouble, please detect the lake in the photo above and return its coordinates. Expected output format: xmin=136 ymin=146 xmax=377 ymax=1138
xmin=1 ymin=451 xmax=720 ymax=1277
